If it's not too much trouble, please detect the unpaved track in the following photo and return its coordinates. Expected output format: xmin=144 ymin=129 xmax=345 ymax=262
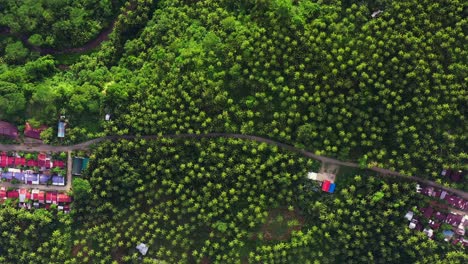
xmin=1 ymin=133 xmax=467 ymax=202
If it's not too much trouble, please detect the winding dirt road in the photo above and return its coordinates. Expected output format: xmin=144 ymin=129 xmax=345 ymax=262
xmin=1 ymin=133 xmax=467 ymax=201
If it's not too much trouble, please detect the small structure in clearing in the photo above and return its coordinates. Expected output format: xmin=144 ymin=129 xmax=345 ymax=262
xmin=136 ymin=243 xmax=149 ymax=255
xmin=72 ymin=157 xmax=89 ymax=175
xmin=307 ymin=164 xmax=337 ymax=194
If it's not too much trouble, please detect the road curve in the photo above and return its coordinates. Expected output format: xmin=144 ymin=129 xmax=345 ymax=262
xmin=1 ymin=133 xmax=467 ymax=201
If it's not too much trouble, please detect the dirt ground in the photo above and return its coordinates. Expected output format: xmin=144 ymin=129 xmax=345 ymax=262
xmin=258 ymin=208 xmax=305 ymax=242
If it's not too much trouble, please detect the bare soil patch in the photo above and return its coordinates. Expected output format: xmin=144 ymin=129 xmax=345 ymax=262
xmin=258 ymin=208 xmax=305 ymax=241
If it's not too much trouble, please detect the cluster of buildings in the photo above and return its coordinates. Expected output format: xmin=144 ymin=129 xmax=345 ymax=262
xmin=307 ymin=171 xmax=336 ymax=193
xmin=0 ymin=188 xmax=72 ymax=212
xmin=404 ymin=182 xmax=468 ymax=247
xmin=405 ymin=208 xmax=468 ymax=247
xmin=417 ymin=184 xmax=468 ymax=211
xmin=0 ymin=120 xmax=67 ymax=142
xmin=0 ymin=152 xmax=66 ymax=186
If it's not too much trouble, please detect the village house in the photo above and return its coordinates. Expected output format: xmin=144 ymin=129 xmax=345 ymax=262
xmin=307 ymin=171 xmax=336 ymax=194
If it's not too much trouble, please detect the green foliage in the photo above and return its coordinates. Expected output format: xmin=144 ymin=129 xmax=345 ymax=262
xmin=72 ymin=177 xmax=92 ymax=202
xmin=0 ymin=206 xmax=70 ymax=263
xmin=0 ymin=81 xmax=26 ymax=121
xmin=67 ymin=138 xmax=464 ymax=262
xmin=0 ymin=0 xmax=124 ymax=49
xmin=371 ymin=191 xmax=385 ymax=202
xmin=4 ymin=41 xmax=29 ymax=64
xmin=0 ymin=0 xmax=466 ymax=262
xmin=213 ymin=221 xmax=228 ymax=233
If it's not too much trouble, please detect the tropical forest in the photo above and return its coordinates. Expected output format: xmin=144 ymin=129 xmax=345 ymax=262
xmin=0 ymin=0 xmax=467 ymax=263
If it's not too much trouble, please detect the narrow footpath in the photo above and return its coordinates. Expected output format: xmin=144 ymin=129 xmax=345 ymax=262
xmin=0 ymin=133 xmax=467 ymax=201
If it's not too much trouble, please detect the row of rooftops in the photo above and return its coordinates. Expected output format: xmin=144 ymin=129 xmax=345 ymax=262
xmin=417 ymin=184 xmax=468 ymax=211
xmin=0 ymin=188 xmax=72 ymax=212
xmin=0 ymin=152 xmax=65 ymax=169
xmin=0 ymin=121 xmax=48 ymax=140
xmin=1 ymin=171 xmax=65 ymax=185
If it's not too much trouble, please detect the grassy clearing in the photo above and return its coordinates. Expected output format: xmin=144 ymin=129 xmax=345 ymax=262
xmin=260 ymin=208 xmax=304 ymax=242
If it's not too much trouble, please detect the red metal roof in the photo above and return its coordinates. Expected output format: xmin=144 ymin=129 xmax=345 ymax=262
xmin=46 ymin=192 xmax=53 ymax=201
xmin=24 ymin=122 xmax=47 ymax=140
xmin=38 ymin=159 xmax=46 ymax=167
xmin=15 ymin=157 xmax=26 ymax=166
xmin=57 ymin=194 xmax=72 ymax=203
xmin=446 ymin=213 xmax=463 ymax=226
xmin=53 ymin=160 xmax=65 ymax=168
xmin=7 ymin=191 xmax=19 ymax=198
xmin=434 ymin=211 xmax=446 ymax=222
xmin=420 ymin=207 xmax=434 ymax=219
xmin=0 ymin=121 xmax=18 ymax=139
xmin=31 ymin=192 xmax=45 ymax=202
xmin=322 ymin=180 xmax=331 ymax=192
xmin=26 ymin=160 xmax=37 ymax=166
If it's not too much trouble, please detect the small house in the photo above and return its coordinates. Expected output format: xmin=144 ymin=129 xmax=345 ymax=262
xmin=31 ymin=190 xmax=45 ymax=203
xmin=52 ymin=160 xmax=65 ymax=168
xmin=446 ymin=213 xmax=463 ymax=227
xmin=0 ymin=121 xmax=19 ymax=140
xmin=72 ymin=157 xmax=89 ymax=175
xmin=24 ymin=122 xmax=47 ymax=140
xmin=52 ymin=176 xmax=65 ymax=186
xmin=416 ymin=184 xmax=422 ymax=193
xmin=45 ymin=192 xmax=57 ymax=204
xmin=420 ymin=207 xmax=434 ymax=219
xmin=423 ymin=228 xmax=434 ymax=239
xmin=57 ymin=121 xmax=65 ymax=138
xmin=18 ymin=189 xmax=31 ymax=203
xmin=404 ymin=211 xmax=414 ymax=221
xmin=136 ymin=243 xmax=149 ymax=256
xmin=434 ymin=211 xmax=447 ymax=222
xmin=7 ymin=190 xmax=19 ymax=199
xmin=371 ymin=10 xmax=383 ymax=18
xmin=57 ymin=194 xmax=72 ymax=203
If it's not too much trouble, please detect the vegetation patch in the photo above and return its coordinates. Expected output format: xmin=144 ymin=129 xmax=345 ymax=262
xmin=260 ymin=208 xmax=304 ymax=241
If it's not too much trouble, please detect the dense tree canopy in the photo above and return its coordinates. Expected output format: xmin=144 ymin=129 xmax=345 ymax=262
xmin=0 ymin=0 xmax=124 ymax=49
xmin=0 ymin=0 xmax=466 ymax=262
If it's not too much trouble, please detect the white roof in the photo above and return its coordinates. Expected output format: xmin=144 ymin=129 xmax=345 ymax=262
xmin=136 ymin=243 xmax=148 ymax=255
xmin=307 ymin=172 xmax=318 ymax=180
xmin=440 ymin=191 xmax=447 ymax=199
xmin=371 ymin=10 xmax=383 ymax=18
xmin=423 ymin=228 xmax=433 ymax=237
xmin=8 ymin=168 xmax=21 ymax=173
xmin=409 ymin=222 xmax=416 ymax=229
xmin=404 ymin=211 xmax=414 ymax=221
